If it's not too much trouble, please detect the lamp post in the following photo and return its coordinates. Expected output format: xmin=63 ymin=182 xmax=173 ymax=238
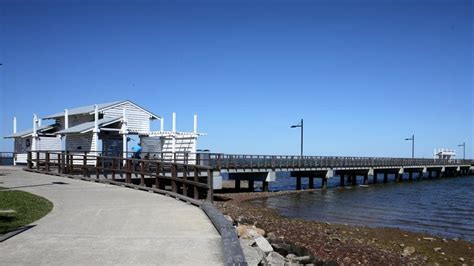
xmin=291 ymin=119 xmax=304 ymax=156
xmin=405 ymin=134 xmax=415 ymax=159
xmin=458 ymin=142 xmax=465 ymax=160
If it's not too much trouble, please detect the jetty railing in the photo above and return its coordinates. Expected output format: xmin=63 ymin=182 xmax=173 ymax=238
xmin=198 ymin=153 xmax=474 ymax=170
xmin=26 ymin=151 xmax=214 ymax=202
xmin=19 ymin=150 xmax=474 ymax=171
xmin=0 ymin=152 xmax=14 ymax=165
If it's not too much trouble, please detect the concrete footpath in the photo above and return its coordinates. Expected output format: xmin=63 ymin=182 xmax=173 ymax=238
xmin=0 ymin=166 xmax=223 ymax=265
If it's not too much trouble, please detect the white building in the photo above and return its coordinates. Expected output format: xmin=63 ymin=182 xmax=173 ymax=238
xmin=5 ymin=100 xmax=203 ymax=164
xmin=433 ymin=148 xmax=456 ymax=160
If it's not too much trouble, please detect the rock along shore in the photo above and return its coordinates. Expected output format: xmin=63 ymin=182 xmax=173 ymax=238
xmin=214 ymin=191 xmax=474 ymax=265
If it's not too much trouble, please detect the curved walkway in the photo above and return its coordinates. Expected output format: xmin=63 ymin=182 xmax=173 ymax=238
xmin=0 ymin=166 xmax=223 ymax=265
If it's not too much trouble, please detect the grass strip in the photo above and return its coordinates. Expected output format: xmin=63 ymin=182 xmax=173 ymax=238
xmin=0 ymin=189 xmax=53 ymax=234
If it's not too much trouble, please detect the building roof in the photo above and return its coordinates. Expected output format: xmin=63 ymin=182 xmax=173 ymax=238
xmin=43 ymin=100 xmax=160 ymax=120
xmin=56 ymin=116 xmax=122 ymax=134
xmin=4 ymin=124 xmax=57 ymax=138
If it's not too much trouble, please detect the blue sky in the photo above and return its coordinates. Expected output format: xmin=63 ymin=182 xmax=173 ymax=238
xmin=0 ymin=0 xmax=472 ymax=158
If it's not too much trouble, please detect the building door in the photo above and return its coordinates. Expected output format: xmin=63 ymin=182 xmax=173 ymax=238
xmin=102 ymin=137 xmax=122 ymax=157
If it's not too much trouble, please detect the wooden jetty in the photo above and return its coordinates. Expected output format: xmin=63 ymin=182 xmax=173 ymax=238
xmin=24 ymin=151 xmax=474 ymax=201
xmin=201 ymin=153 xmax=473 ymax=191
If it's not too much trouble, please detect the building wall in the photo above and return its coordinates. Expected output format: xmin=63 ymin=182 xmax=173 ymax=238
xmin=56 ymin=115 xmax=94 ymax=130
xmin=66 ymin=133 xmax=95 ymax=152
xmin=14 ymin=136 xmax=61 ymax=153
xmin=14 ymin=136 xmax=61 ymax=163
xmin=141 ymin=136 xmax=162 ymax=154
xmin=15 ymin=153 xmax=28 ymax=164
xmin=14 ymin=138 xmax=31 ymax=154
xmin=102 ymin=102 xmax=151 ymax=132
xmin=66 ymin=133 xmax=97 ymax=165
xmin=37 ymin=136 xmax=62 ymax=151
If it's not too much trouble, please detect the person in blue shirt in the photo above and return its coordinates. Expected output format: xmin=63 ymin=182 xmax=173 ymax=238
xmin=131 ymin=143 xmax=142 ymax=159
xmin=130 ymin=143 xmax=143 ymax=174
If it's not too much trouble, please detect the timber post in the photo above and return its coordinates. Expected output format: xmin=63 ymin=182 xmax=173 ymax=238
xmin=27 ymin=151 xmax=32 ymax=169
xmin=70 ymin=152 xmax=74 ymax=174
xmin=96 ymin=156 xmax=100 ymax=179
xmin=182 ymin=165 xmax=188 ymax=197
xmin=56 ymin=152 xmax=60 ymax=173
xmin=171 ymin=164 xmax=177 ymax=193
xmin=193 ymin=166 xmax=199 ymax=199
xmin=45 ymin=152 xmax=50 ymax=172
xmin=206 ymin=169 xmax=213 ymax=202
xmin=60 ymin=152 xmax=65 ymax=174
xmin=248 ymin=180 xmax=254 ymax=192
xmin=111 ymin=158 xmax=116 ymax=181
xmin=340 ymin=174 xmax=345 ymax=186
xmin=125 ymin=159 xmax=132 ymax=183
xmin=322 ymin=177 xmax=328 ymax=189
xmin=65 ymin=152 xmax=70 ymax=174
xmin=140 ymin=160 xmax=145 ymax=186
xmin=155 ymin=162 xmax=160 ymax=190
xmin=195 ymin=153 xmax=200 ymax=166
xmin=296 ymin=176 xmax=302 ymax=190
xmin=82 ymin=152 xmax=87 ymax=177
xmin=235 ymin=177 xmax=241 ymax=192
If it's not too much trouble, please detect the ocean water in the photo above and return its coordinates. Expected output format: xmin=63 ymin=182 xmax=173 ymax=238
xmin=250 ymin=175 xmax=474 ymax=242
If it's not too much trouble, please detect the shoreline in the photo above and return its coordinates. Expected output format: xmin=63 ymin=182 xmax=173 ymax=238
xmin=214 ymin=190 xmax=474 ymax=265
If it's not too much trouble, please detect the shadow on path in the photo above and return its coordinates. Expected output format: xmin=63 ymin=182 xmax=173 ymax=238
xmin=0 ymin=182 xmax=69 ymax=190
xmin=0 ymin=225 xmax=36 ymax=243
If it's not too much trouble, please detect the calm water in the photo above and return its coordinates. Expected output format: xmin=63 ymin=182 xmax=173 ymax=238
xmin=251 ymin=176 xmax=474 ymax=242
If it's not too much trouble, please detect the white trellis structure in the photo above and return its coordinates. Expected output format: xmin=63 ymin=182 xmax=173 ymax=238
xmin=134 ymin=113 xmax=206 ymax=163
xmin=434 ymin=148 xmax=456 ymax=160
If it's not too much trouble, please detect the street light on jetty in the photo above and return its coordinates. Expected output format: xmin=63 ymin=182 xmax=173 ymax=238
xmin=405 ymin=134 xmax=415 ymax=159
xmin=291 ymin=119 xmax=304 ymax=157
xmin=458 ymin=142 xmax=465 ymax=160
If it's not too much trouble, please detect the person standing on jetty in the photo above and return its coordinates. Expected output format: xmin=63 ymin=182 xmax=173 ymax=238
xmin=131 ymin=143 xmax=142 ymax=160
xmin=131 ymin=142 xmax=142 ymax=174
